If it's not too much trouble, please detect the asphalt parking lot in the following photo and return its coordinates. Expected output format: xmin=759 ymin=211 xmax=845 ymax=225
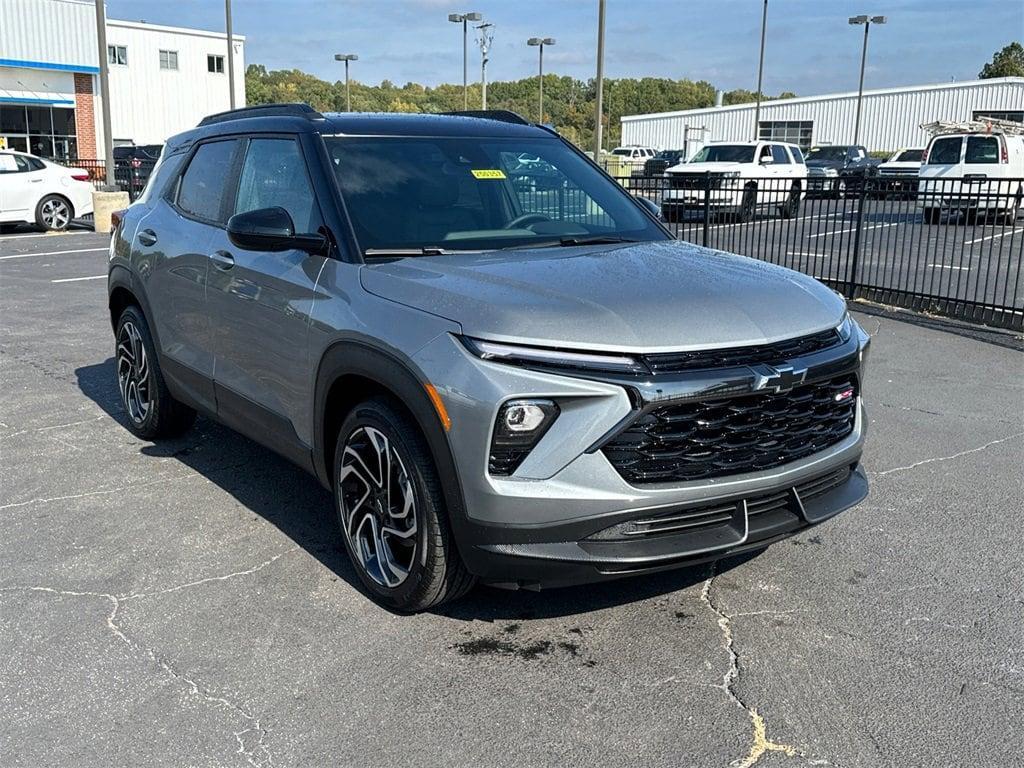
xmin=1 ymin=228 xmax=1022 ymax=767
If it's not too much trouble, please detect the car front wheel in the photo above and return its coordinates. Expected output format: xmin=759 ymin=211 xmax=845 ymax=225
xmin=333 ymin=397 xmax=475 ymax=612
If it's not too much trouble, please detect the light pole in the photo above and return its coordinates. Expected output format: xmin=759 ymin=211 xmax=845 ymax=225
xmin=849 ymin=14 xmax=886 ymax=146
xmin=93 ymin=0 xmax=114 ymax=185
xmin=752 ymin=0 xmax=768 ymax=141
xmin=225 ymin=0 xmax=236 ymax=109
xmin=527 ymin=37 xmax=555 ymax=122
xmin=448 ymin=11 xmax=482 ymax=109
xmin=334 ymin=54 xmax=358 ymax=111
xmin=593 ymin=0 xmax=606 ymax=159
xmin=477 ymin=22 xmax=493 ymax=110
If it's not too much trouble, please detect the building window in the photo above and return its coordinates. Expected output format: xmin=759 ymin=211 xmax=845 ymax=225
xmin=0 ymin=105 xmax=78 ymax=160
xmin=108 ymin=45 xmax=128 ymax=66
xmin=159 ymin=50 xmax=179 ymax=70
xmin=758 ymin=120 xmax=813 ymax=151
xmin=207 ymin=55 xmax=225 ymax=74
xmin=973 ymin=109 xmax=1024 ymax=123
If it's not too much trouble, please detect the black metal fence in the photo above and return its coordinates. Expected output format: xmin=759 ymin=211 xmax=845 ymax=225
xmin=613 ymin=173 xmax=1023 ymax=331
xmin=74 ymin=158 xmax=157 ymax=202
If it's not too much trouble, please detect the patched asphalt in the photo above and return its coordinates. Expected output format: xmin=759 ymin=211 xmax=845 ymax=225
xmin=1 ymin=228 xmax=1022 ymax=767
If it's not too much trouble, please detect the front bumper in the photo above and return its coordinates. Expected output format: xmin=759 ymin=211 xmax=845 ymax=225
xmin=412 ymin=324 xmax=870 ymax=588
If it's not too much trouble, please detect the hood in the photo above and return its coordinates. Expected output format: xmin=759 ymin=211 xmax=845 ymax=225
xmin=360 ymin=240 xmax=846 ymax=353
xmin=671 ymin=161 xmax=745 ymax=174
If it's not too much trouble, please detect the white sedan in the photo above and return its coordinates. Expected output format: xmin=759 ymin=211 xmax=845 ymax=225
xmin=0 ymin=150 xmax=95 ymax=231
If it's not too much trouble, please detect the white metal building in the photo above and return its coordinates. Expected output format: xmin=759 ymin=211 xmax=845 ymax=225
xmin=621 ymin=77 xmax=1024 ymax=155
xmin=0 ymin=0 xmax=245 ymax=160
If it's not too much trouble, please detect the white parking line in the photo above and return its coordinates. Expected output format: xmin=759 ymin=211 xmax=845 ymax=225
xmin=787 ymin=251 xmax=829 ymax=258
xmin=928 ymin=264 xmax=970 ymax=270
xmin=807 ymin=221 xmax=899 ymax=239
xmin=0 ymin=231 xmax=96 ymax=241
xmin=966 ymin=230 xmax=1017 ymax=245
xmin=0 ymin=247 xmax=108 ymax=261
xmin=51 ymin=275 xmax=106 ymax=283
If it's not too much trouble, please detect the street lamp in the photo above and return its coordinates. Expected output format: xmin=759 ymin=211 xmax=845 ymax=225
xmin=849 ymin=14 xmax=886 ymax=146
xmin=752 ymin=0 xmax=768 ymax=141
xmin=449 ymin=11 xmax=482 ymax=109
xmin=334 ymin=53 xmax=358 ymax=112
xmin=593 ymin=0 xmax=606 ymax=159
xmin=527 ymin=37 xmax=556 ymax=122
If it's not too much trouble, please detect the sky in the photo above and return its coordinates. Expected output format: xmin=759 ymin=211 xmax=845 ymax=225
xmin=104 ymin=0 xmax=1023 ymax=96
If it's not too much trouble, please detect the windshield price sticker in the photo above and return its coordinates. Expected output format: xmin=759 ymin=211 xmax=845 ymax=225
xmin=471 ymin=169 xmax=506 ymax=180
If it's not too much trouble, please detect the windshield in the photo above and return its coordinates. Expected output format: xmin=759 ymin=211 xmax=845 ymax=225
xmin=324 ymin=136 xmax=666 ymax=253
xmin=806 ymin=146 xmax=847 ymax=161
xmin=894 ymin=149 xmax=923 ymax=163
xmin=611 ymin=148 xmax=633 ymax=156
xmin=689 ymin=145 xmax=755 ymax=163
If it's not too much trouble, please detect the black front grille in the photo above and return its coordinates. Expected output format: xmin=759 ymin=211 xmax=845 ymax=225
xmin=602 ymin=375 xmax=858 ymax=484
xmin=644 ymin=328 xmax=841 ymax=374
xmin=669 ymin=172 xmax=722 ymax=191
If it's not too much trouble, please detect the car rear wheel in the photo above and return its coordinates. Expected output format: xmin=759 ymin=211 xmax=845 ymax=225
xmin=115 ymin=305 xmax=196 ymax=439
xmin=333 ymin=397 xmax=475 ymax=612
xmin=779 ymin=185 xmax=801 ymax=219
xmin=36 ymin=194 xmax=72 ymax=231
xmin=922 ymin=207 xmax=941 ymax=225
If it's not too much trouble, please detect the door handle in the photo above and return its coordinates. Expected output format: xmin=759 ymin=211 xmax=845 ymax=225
xmin=210 ymin=250 xmax=235 ymax=270
xmin=30 ymin=178 xmax=44 ymax=183
xmin=137 ymin=228 xmax=157 ymax=246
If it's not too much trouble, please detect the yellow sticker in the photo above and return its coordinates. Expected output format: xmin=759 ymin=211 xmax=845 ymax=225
xmin=471 ymin=169 xmax=506 ymax=180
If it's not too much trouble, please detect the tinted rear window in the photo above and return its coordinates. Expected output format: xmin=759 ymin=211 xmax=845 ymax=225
xmin=965 ymin=136 xmax=999 ymax=164
xmin=177 ymin=139 xmax=238 ymax=222
xmin=928 ymin=137 xmax=962 ymax=165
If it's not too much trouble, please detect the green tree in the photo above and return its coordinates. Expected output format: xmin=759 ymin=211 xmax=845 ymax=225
xmin=979 ymin=42 xmax=1024 ymax=78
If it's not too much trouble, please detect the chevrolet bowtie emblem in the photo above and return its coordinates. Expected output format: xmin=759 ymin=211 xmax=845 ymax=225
xmin=751 ymin=364 xmax=808 ymax=393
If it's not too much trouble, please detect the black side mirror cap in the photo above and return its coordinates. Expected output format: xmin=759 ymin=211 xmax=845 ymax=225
xmin=637 ymin=196 xmax=663 ymax=221
xmin=227 ymin=206 xmax=329 ymax=255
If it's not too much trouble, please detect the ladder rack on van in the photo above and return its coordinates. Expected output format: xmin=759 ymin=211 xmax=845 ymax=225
xmin=921 ymin=118 xmax=1024 ymax=136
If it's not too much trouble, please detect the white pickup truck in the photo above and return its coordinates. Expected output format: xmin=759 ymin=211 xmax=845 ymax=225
xmin=661 ymin=141 xmax=807 ymax=222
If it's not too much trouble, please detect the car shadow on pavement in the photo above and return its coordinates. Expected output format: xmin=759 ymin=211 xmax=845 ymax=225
xmin=76 ymin=357 xmax=759 ymax=619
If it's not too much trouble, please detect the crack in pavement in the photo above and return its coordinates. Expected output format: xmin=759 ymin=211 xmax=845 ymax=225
xmin=700 ymin=565 xmax=828 ymax=768
xmin=0 ymin=414 xmax=107 ymax=441
xmin=0 ymin=547 xmax=297 ymax=767
xmin=875 ymin=431 xmax=1024 ymax=477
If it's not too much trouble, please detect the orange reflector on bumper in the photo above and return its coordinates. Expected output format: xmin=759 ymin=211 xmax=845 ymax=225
xmin=424 ymin=383 xmax=451 ymax=431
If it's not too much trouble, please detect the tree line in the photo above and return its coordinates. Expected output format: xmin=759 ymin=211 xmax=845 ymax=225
xmin=245 ymin=64 xmax=795 ymax=149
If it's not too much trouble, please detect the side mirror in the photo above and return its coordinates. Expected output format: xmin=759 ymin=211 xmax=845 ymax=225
xmin=759 ymin=155 xmax=774 ymax=165
xmin=227 ymin=206 xmax=328 ymax=255
xmin=637 ymin=196 xmax=664 ymax=221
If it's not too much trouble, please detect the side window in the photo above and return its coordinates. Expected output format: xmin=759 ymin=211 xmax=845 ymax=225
xmin=758 ymin=144 xmax=772 ymax=162
xmin=965 ymin=136 xmax=999 ymax=164
xmin=928 ymin=137 xmax=963 ymax=165
xmin=234 ymin=138 xmax=320 ymax=232
xmin=771 ymin=145 xmax=791 ymax=164
xmin=790 ymin=146 xmax=806 ymax=164
xmin=0 ymin=154 xmax=29 ymax=173
xmin=176 ymin=139 xmax=238 ymax=223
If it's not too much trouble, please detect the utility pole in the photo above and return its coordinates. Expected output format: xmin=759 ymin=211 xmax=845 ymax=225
xmin=93 ymin=0 xmax=114 ymax=185
xmin=753 ymin=0 xmax=768 ymax=141
xmin=225 ymin=0 xmax=236 ymax=109
xmin=593 ymin=0 xmax=606 ymax=160
xmin=477 ymin=22 xmax=493 ymax=110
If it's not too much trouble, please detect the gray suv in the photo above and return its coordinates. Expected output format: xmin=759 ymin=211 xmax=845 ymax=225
xmin=107 ymin=105 xmax=870 ymax=612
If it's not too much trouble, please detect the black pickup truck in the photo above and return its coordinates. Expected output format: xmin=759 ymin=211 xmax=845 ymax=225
xmin=805 ymin=144 xmax=878 ymax=197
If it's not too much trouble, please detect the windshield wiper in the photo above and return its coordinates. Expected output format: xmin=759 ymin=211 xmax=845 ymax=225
xmin=557 ymin=235 xmax=639 ymax=246
xmin=363 ymin=247 xmax=449 ymax=258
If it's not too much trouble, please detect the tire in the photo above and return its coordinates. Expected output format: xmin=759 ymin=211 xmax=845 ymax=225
xmin=661 ymin=204 xmax=679 ymax=223
xmin=35 ymin=194 xmax=73 ymax=231
xmin=922 ymin=207 xmax=941 ymax=225
xmin=736 ymin=186 xmax=756 ymax=223
xmin=835 ymin=178 xmax=848 ymax=199
xmin=778 ymin=185 xmax=801 ymax=219
xmin=114 ymin=305 xmax=196 ymax=439
xmin=333 ymin=397 xmax=475 ymax=612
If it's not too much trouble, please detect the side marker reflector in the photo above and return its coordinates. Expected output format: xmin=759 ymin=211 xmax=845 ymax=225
xmin=424 ymin=383 xmax=451 ymax=431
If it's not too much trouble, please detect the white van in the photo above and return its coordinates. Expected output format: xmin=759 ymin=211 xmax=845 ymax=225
xmin=917 ymin=120 xmax=1024 ymax=224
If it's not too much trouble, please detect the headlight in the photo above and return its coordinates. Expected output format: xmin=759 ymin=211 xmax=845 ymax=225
xmin=823 ymin=168 xmax=839 ymax=176
xmin=460 ymin=336 xmax=646 ymax=374
xmin=836 ymin=312 xmax=855 ymax=343
xmin=722 ymin=171 xmax=742 ymax=178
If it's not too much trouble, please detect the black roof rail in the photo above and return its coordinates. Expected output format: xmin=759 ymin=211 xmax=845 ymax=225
xmin=198 ymin=103 xmax=325 ymax=127
xmin=442 ymin=109 xmax=532 ymax=126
